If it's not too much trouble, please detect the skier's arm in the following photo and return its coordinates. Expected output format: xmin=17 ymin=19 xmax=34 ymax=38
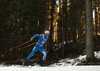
xmin=30 ymin=34 xmax=40 ymax=41
xmin=32 ymin=34 xmax=40 ymax=39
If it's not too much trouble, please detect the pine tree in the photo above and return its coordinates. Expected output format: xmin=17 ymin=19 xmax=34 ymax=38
xmin=85 ymin=0 xmax=95 ymax=60
xmin=68 ymin=0 xmax=77 ymax=42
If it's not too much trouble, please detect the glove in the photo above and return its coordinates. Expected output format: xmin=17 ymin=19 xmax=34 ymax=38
xmin=30 ymin=37 xmax=33 ymax=41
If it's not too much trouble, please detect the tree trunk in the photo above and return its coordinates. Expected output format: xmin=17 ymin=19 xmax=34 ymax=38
xmin=94 ymin=1 xmax=98 ymax=35
xmin=78 ymin=10 xmax=82 ymax=42
xmin=85 ymin=0 xmax=95 ymax=60
xmin=49 ymin=0 xmax=55 ymax=51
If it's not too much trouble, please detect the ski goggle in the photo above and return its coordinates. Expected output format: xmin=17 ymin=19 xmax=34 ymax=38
xmin=46 ymin=33 xmax=49 ymax=35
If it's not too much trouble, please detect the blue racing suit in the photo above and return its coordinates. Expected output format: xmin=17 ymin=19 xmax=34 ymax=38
xmin=26 ymin=34 xmax=48 ymax=61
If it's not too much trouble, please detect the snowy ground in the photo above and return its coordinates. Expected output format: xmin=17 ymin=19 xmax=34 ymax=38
xmin=1 ymin=65 xmax=100 ymax=71
xmin=0 ymin=51 xmax=100 ymax=71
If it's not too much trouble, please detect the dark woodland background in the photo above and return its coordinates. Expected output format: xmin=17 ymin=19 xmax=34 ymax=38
xmin=0 ymin=0 xmax=100 ymax=65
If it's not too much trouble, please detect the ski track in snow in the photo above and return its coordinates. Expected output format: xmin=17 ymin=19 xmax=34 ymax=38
xmin=0 ymin=51 xmax=100 ymax=71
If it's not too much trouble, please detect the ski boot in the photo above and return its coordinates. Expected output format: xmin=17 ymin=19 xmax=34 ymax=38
xmin=22 ymin=59 xmax=28 ymax=66
xmin=41 ymin=60 xmax=47 ymax=66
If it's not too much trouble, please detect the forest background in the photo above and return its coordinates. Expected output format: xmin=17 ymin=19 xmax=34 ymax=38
xmin=0 ymin=0 xmax=100 ymax=65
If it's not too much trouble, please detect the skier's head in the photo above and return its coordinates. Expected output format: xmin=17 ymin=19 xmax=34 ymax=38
xmin=45 ymin=30 xmax=49 ymax=36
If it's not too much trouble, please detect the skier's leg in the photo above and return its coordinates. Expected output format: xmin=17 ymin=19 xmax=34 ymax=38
xmin=39 ymin=47 xmax=47 ymax=66
xmin=42 ymin=51 xmax=47 ymax=61
xmin=26 ymin=46 xmax=38 ymax=60
xmin=23 ymin=46 xmax=38 ymax=65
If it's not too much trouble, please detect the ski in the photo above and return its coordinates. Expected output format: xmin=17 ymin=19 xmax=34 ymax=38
xmin=17 ymin=65 xmax=32 ymax=69
xmin=42 ymin=65 xmax=51 ymax=67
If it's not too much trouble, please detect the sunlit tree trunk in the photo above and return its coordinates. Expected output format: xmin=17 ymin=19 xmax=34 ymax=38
xmin=58 ymin=0 xmax=62 ymax=44
xmin=94 ymin=0 xmax=98 ymax=35
xmin=98 ymin=3 xmax=100 ymax=33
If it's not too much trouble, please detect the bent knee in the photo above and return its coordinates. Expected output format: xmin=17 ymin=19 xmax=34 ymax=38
xmin=42 ymin=51 xmax=47 ymax=56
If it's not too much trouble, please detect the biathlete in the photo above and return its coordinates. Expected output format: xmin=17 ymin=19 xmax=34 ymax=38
xmin=23 ymin=30 xmax=49 ymax=66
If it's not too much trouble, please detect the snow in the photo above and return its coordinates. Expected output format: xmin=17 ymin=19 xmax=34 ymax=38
xmin=0 ymin=51 xmax=100 ymax=71
xmin=51 ymin=55 xmax=86 ymax=66
xmin=0 ymin=65 xmax=100 ymax=71
xmin=94 ymin=51 xmax=100 ymax=59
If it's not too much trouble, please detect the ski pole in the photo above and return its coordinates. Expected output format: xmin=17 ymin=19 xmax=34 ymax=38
xmin=18 ymin=42 xmax=37 ymax=50
xmin=10 ymin=40 xmax=31 ymax=50
xmin=25 ymin=42 xmax=36 ymax=48
xmin=17 ymin=40 xmax=31 ymax=47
